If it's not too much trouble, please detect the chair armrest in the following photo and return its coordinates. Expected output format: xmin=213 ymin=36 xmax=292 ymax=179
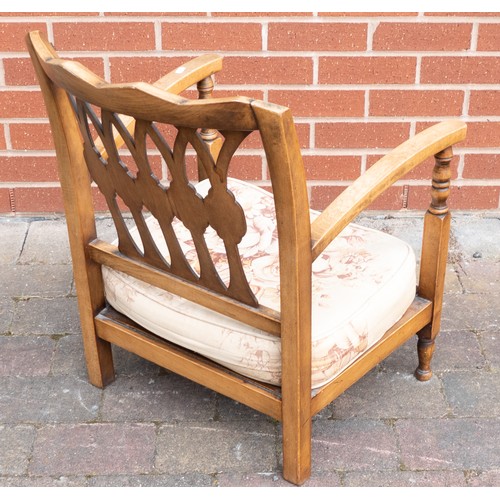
xmin=96 ymin=54 xmax=223 ymax=158
xmin=310 ymin=120 xmax=467 ymax=261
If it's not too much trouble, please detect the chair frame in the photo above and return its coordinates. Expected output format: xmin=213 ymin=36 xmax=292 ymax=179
xmin=27 ymin=30 xmax=467 ymax=485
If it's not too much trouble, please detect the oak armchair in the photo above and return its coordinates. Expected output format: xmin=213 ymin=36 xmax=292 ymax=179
xmin=27 ymin=30 xmax=467 ymax=485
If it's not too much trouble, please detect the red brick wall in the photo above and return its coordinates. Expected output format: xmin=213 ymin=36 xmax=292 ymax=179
xmin=1 ymin=12 xmax=499 ymax=213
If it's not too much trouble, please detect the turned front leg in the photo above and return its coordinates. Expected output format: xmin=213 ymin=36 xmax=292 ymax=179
xmin=415 ymin=147 xmax=453 ymax=381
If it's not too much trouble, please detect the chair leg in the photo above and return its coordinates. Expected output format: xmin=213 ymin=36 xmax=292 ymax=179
xmin=415 ymin=326 xmax=435 ymax=381
xmin=83 ymin=332 xmax=115 ymax=388
xmin=282 ymin=411 xmax=312 ymax=485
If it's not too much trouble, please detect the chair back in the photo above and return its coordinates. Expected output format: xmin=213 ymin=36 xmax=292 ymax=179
xmin=26 ymin=31 xmax=312 ymax=335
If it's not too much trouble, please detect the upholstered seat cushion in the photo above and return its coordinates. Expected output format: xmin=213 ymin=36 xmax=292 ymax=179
xmin=102 ymin=178 xmax=416 ymax=389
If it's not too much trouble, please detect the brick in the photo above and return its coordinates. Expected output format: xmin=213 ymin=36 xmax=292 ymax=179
xmin=218 ymin=56 xmax=313 ymax=85
xmin=463 ymin=154 xmax=500 ymax=179
xmin=303 ymin=155 xmax=361 ymax=180
xmin=0 ymin=156 xmax=58 ymax=182
xmin=397 ymin=418 xmax=500 ymax=470
xmin=268 ymin=90 xmax=364 ymax=117
xmin=9 ymin=123 xmax=54 ymax=150
xmin=10 ymin=186 xmax=65 ymax=213
xmin=0 ymin=22 xmax=47 ymax=51
xmin=310 ymin=185 xmax=346 ymax=210
xmin=477 ymin=23 xmax=500 ymax=50
xmin=0 ymin=189 xmax=13 ymax=213
xmin=0 ymin=125 xmax=6 ymax=150
xmin=367 ymin=154 xmax=459 ymax=181
xmin=155 ymin=421 xmax=277 ymax=474
xmin=212 ymin=12 xmax=313 ymax=17
xmin=315 ymin=122 xmax=410 ymax=149
xmin=319 ymin=56 xmax=416 ymax=84
xmin=268 ymin=22 xmax=367 ymax=51
xmin=480 ymin=331 xmax=500 ymax=370
xmin=162 ymin=22 xmax=262 ymax=51
xmin=3 ymin=12 xmax=98 ymax=16
xmin=462 ymin=122 xmax=500 ymax=147
xmin=110 ymin=56 xmax=187 ymax=83
xmin=424 ymin=12 xmax=500 ymax=16
xmin=469 ymin=90 xmax=500 ymax=116
xmin=373 ymin=22 xmax=472 ymax=51
xmin=370 ymin=90 xmax=464 ymax=117
xmin=421 ymin=56 xmax=500 ymax=84
xmin=105 ymin=12 xmax=207 ymax=17
xmin=4 ymin=56 xmax=105 ymax=86
xmin=417 ymin=120 xmax=500 ymax=148
xmin=227 ymin=155 xmax=263 ymax=180
xmin=31 ymin=423 xmax=156 ymax=475
xmin=0 ymin=91 xmax=46 ymax=118
xmin=408 ymin=185 xmax=500 ymax=210
xmin=53 ymin=22 xmax=156 ymax=51
xmin=88 ymin=474 xmax=212 ymax=487
xmin=319 ymin=12 xmax=418 ymax=16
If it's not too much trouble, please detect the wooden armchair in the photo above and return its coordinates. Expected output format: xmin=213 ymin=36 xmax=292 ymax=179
xmin=27 ymin=30 xmax=467 ymax=485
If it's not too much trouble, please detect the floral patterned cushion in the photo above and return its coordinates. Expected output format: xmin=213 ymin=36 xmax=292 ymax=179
xmin=103 ymin=179 xmax=416 ymax=389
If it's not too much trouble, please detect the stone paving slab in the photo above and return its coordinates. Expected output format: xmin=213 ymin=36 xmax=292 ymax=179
xmin=0 ymin=214 xmax=499 ymax=487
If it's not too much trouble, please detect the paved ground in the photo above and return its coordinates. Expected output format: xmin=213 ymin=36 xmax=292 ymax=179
xmin=0 ymin=212 xmax=499 ymax=487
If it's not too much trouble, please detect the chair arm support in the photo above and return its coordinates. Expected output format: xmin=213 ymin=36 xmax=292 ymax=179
xmin=310 ymin=120 xmax=467 ymax=261
xmin=96 ymin=54 xmax=223 ymax=158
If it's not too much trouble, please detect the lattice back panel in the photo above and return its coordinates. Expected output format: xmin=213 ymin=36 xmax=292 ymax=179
xmin=74 ymin=98 xmax=258 ymax=307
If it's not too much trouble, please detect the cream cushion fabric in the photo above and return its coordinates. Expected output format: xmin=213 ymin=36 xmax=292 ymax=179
xmin=102 ymin=178 xmax=416 ymax=389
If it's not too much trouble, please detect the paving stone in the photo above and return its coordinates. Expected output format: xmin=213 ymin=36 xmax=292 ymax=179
xmin=0 ymin=475 xmax=87 ymax=486
xmin=479 ymin=331 xmax=500 ymax=370
xmin=381 ymin=330 xmax=486 ymax=374
xmin=452 ymin=217 xmax=500 ymax=261
xmin=459 ymin=260 xmax=500 ymax=293
xmin=0 ymin=425 xmax=36 ymax=475
xmin=443 ymin=264 xmax=463 ymax=294
xmin=0 ymin=219 xmax=28 ymax=264
xmin=88 ymin=473 xmax=213 ymax=487
xmin=30 ymin=423 xmax=156 ymax=476
xmin=467 ymin=469 xmax=500 ymax=486
xmin=0 ymin=376 xmax=101 ymax=423
xmin=0 ymin=264 xmax=73 ymax=298
xmin=356 ymin=216 xmax=424 ymax=264
xmin=101 ymin=373 xmax=216 ymax=422
xmin=344 ymin=470 xmax=467 ymax=487
xmin=0 ymin=336 xmax=54 ymax=376
xmin=0 ymin=298 xmax=15 ymax=333
xmin=216 ymin=472 xmax=296 ymax=487
xmin=18 ymin=220 xmax=71 ymax=265
xmin=50 ymin=334 xmax=88 ymax=376
xmin=217 ymin=394 xmax=275 ymax=422
xmin=441 ymin=293 xmax=500 ymax=332
xmin=155 ymin=421 xmax=277 ymax=475
xmin=397 ymin=418 xmax=500 ymax=470
xmin=11 ymin=296 xmax=81 ymax=335
xmin=329 ymin=370 xmax=448 ymax=419
xmin=310 ymin=419 xmax=399 ymax=472
xmin=442 ymin=372 xmax=500 ymax=418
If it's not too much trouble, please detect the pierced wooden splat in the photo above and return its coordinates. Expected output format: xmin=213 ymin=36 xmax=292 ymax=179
xmin=75 ymin=98 xmax=258 ymax=307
